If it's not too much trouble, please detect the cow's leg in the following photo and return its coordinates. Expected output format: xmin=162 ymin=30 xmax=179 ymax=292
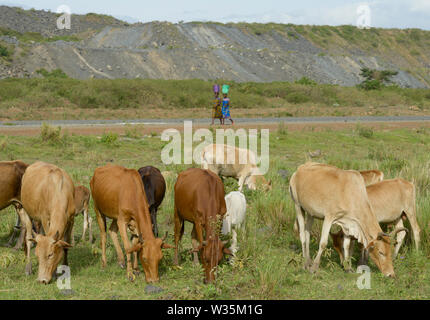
xmin=191 ymin=225 xmax=199 ymax=265
xmin=117 ymin=216 xmax=134 ymax=281
xmin=108 ymin=220 xmax=125 ymax=269
xmin=17 ymin=208 xmax=33 ymax=275
xmin=404 ymin=207 xmax=421 ymax=251
xmin=310 ymin=217 xmax=333 ymax=274
xmin=304 ymin=215 xmax=313 ymax=265
xmin=7 ymin=214 xmax=21 ymax=248
xmin=94 ymin=206 xmax=107 ymax=268
xmin=295 ymin=204 xmax=311 ymax=269
xmin=238 ymin=175 xmax=246 ymax=192
xmin=13 ymin=227 xmax=26 ymax=251
xmin=342 ymin=236 xmax=352 ymax=272
xmin=173 ymin=204 xmax=184 ymax=266
xmin=63 ymin=216 xmax=74 ymax=266
xmin=231 ymin=228 xmax=238 ymax=258
xmin=81 ymin=210 xmax=88 ymax=242
xmin=131 ymin=235 xmax=140 ymax=275
xmin=393 ymin=219 xmax=407 ymax=259
xmin=150 ymin=206 xmax=158 ymax=237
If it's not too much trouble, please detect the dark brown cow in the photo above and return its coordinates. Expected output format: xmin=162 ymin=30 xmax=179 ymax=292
xmin=138 ymin=166 xmax=166 ymax=237
xmin=90 ymin=164 xmax=172 ymax=283
xmin=20 ymin=162 xmax=75 ymax=284
xmin=0 ymin=160 xmax=28 ymax=247
xmin=173 ymin=168 xmax=231 ymax=284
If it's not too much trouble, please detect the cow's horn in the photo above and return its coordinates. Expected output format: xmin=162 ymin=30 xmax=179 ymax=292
xmin=222 ymin=240 xmax=229 ymax=245
xmin=53 ymin=231 xmax=60 ymax=241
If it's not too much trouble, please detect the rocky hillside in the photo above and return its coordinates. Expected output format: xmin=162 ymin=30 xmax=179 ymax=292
xmin=1 ymin=6 xmax=429 ymax=87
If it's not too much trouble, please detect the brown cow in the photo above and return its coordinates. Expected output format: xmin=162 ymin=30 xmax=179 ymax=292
xmin=289 ymin=162 xmax=395 ymax=277
xmin=72 ymin=185 xmax=92 ymax=244
xmin=19 ymin=162 xmax=75 ymax=284
xmin=173 ymin=168 xmax=231 ymax=283
xmin=0 ymin=160 xmax=28 ymax=248
xmin=360 ymin=170 xmax=384 ymax=186
xmin=90 ymin=164 xmax=172 ymax=283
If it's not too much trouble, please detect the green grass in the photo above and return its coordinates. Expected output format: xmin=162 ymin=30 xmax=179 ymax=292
xmin=1 ymin=125 xmax=430 ymax=299
xmin=0 ymin=78 xmax=429 ymax=121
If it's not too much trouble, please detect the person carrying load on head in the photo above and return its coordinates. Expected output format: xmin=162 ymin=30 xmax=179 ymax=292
xmin=221 ymin=84 xmax=234 ymax=125
xmin=212 ymin=84 xmax=223 ymax=125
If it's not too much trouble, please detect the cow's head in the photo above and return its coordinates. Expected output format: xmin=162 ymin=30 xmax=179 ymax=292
xmin=129 ymin=233 xmax=174 ymax=283
xmin=30 ymin=231 xmax=72 ymax=284
xmin=195 ymin=238 xmax=232 ymax=284
xmin=367 ymin=233 xmax=394 ymax=277
xmin=247 ymin=175 xmax=272 ymax=192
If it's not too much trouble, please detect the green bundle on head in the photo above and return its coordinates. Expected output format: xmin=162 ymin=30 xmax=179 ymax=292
xmin=222 ymin=84 xmax=230 ymax=94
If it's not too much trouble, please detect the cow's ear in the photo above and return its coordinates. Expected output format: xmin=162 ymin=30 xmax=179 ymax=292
xmin=56 ymin=240 xmax=73 ymax=248
xmin=161 ymin=243 xmax=175 ymax=249
xmin=223 ymin=247 xmax=233 ymax=256
xmin=366 ymin=240 xmax=375 ymax=251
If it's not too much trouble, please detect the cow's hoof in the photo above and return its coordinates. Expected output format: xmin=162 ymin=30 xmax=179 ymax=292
xmin=25 ymin=264 xmax=32 ymax=276
xmin=133 ymin=269 xmax=141 ymax=276
xmin=119 ymin=262 xmax=126 ymax=269
xmin=127 ymin=271 xmax=136 ymax=282
xmin=310 ymin=264 xmax=319 ymax=274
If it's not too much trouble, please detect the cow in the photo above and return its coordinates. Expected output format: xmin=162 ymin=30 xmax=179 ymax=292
xmin=360 ymin=170 xmax=384 ymax=186
xmin=221 ymin=191 xmax=247 ymax=257
xmin=0 ymin=160 xmax=28 ymax=248
xmin=90 ymin=164 xmax=173 ymax=283
xmin=19 ymin=162 xmax=75 ymax=284
xmin=201 ymin=144 xmax=271 ymax=192
xmin=173 ymin=168 xmax=232 ymax=283
xmin=289 ymin=162 xmax=396 ymax=277
xmin=331 ymin=178 xmax=419 ymax=266
xmin=72 ymin=185 xmax=92 ymax=244
xmin=138 ymin=166 xmax=166 ymax=237
xmin=293 ymin=168 xmax=385 ymax=236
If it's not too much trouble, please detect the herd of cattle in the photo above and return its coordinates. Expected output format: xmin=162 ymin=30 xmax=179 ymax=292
xmin=0 ymin=143 xmax=422 ymax=286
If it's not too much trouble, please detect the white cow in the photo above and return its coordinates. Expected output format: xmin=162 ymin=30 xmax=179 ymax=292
xmin=222 ymin=191 xmax=247 ymax=256
xmin=201 ymin=144 xmax=271 ymax=192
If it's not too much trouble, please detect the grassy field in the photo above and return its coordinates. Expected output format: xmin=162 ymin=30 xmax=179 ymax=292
xmin=1 ymin=78 xmax=430 ymax=121
xmin=0 ymin=123 xmax=430 ymax=300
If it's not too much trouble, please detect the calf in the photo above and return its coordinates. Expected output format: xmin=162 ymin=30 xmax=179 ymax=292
xmin=289 ymin=162 xmax=395 ymax=277
xmin=331 ymin=178 xmax=419 ymax=266
xmin=138 ymin=166 xmax=166 ymax=237
xmin=90 ymin=164 xmax=172 ymax=283
xmin=201 ymin=144 xmax=271 ymax=192
xmin=174 ymin=168 xmax=232 ymax=283
xmin=221 ymin=191 xmax=247 ymax=257
xmin=72 ymin=185 xmax=92 ymax=244
xmin=19 ymin=162 xmax=75 ymax=284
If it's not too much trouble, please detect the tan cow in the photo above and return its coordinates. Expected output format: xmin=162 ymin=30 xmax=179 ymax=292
xmin=19 ymin=162 xmax=75 ymax=284
xmin=0 ymin=160 xmax=28 ymax=248
xmin=360 ymin=170 xmax=384 ymax=186
xmin=201 ymin=144 xmax=271 ymax=192
xmin=331 ymin=178 xmax=419 ymax=265
xmin=90 ymin=164 xmax=173 ymax=283
xmin=72 ymin=185 xmax=92 ymax=244
xmin=289 ymin=162 xmax=395 ymax=277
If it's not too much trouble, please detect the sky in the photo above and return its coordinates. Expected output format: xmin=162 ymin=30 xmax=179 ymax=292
xmin=1 ymin=0 xmax=430 ymax=30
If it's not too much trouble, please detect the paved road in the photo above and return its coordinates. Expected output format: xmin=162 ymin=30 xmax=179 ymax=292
xmin=1 ymin=116 xmax=430 ymax=128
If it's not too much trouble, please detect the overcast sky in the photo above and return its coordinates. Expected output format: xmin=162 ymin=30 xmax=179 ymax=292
xmin=1 ymin=0 xmax=430 ymax=30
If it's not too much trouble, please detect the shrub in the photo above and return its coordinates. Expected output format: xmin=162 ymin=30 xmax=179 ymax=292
xmin=285 ymin=92 xmax=310 ymax=104
xmin=0 ymin=44 xmax=10 ymax=58
xmin=36 ymin=68 xmax=68 ymax=78
xmin=295 ymin=77 xmax=317 ymax=86
xmin=40 ymin=123 xmax=68 ymax=145
xmin=356 ymin=125 xmax=374 ymax=138
xmin=101 ymin=132 xmax=119 ymax=145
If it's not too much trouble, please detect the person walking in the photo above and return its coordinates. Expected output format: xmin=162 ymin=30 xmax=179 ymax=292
xmin=221 ymin=84 xmax=234 ymax=125
xmin=211 ymin=84 xmax=223 ymax=125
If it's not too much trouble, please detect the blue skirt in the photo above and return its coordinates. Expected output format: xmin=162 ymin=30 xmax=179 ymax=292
xmin=222 ymin=106 xmax=230 ymax=118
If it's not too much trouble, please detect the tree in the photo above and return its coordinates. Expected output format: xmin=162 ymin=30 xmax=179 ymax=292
xmin=358 ymin=67 xmax=398 ymax=90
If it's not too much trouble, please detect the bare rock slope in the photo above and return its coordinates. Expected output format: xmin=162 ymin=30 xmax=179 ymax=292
xmin=1 ymin=6 xmax=429 ymax=87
